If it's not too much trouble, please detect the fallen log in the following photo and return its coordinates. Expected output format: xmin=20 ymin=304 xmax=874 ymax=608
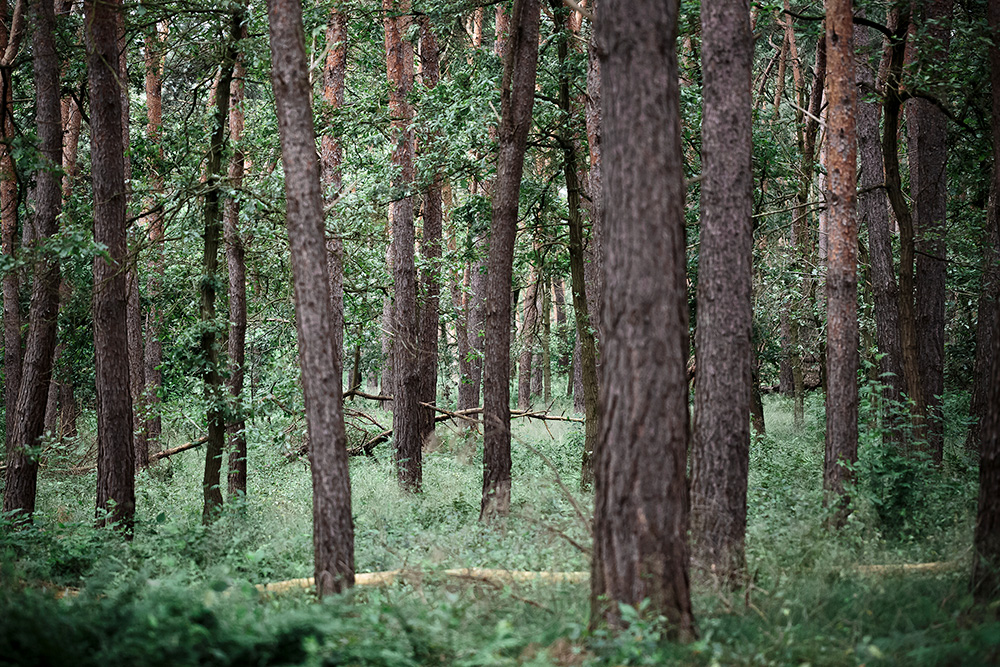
xmin=151 ymin=436 xmax=210 ymax=462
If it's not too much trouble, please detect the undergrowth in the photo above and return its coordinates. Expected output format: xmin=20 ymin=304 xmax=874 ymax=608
xmin=1 ymin=393 xmax=998 ymax=665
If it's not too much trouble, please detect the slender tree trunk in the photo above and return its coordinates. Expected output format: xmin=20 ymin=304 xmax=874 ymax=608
xmin=143 ymin=20 xmax=166 ymax=451
xmin=750 ymin=345 xmax=765 ymax=433
xmin=908 ymin=0 xmax=952 ymax=463
xmin=267 ymin=0 xmax=355 ymax=597
xmin=690 ymin=0 xmax=752 ymax=585
xmin=226 ymin=12 xmax=249 ymax=497
xmin=856 ymin=18 xmax=904 ymax=446
xmin=1 ymin=1 xmax=21 ymax=463
xmin=3 ymin=0 xmax=62 ymax=519
xmin=517 ymin=275 xmax=538 ymax=410
xmin=87 ymin=0 xmax=135 ymax=530
xmin=454 ymin=264 xmax=476 ymax=411
xmin=418 ymin=15 xmax=442 ymax=446
xmin=480 ymin=0 xmax=540 ymax=521
xmin=592 ymin=0 xmax=694 ymax=636
xmin=384 ymin=0 xmax=421 ymax=490
xmin=200 ymin=17 xmax=238 ymax=522
xmin=823 ymin=0 xmax=859 ymax=524
xmin=541 ymin=274 xmax=551 ymax=402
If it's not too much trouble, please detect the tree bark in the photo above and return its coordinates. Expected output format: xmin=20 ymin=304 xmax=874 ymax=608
xmin=87 ymin=0 xmax=135 ymax=530
xmin=143 ymin=20 xmax=166 ymax=451
xmin=517 ymin=275 xmax=538 ymax=410
xmin=226 ymin=11 xmax=249 ymax=498
xmin=455 ymin=264 xmax=476 ymax=411
xmin=541 ymin=274 xmax=551 ymax=402
xmin=266 ymin=0 xmax=355 ymax=597
xmin=823 ymin=0 xmax=859 ymax=524
xmin=3 ymin=0 xmax=62 ymax=519
xmin=418 ymin=15 xmax=442 ymax=447
xmin=690 ymin=0 xmax=752 ymax=585
xmin=592 ymin=0 xmax=694 ymax=637
xmin=908 ymin=0 xmax=952 ymax=464
xmin=480 ymin=0 xmax=540 ymax=521
xmin=384 ymin=0 xmax=421 ymax=491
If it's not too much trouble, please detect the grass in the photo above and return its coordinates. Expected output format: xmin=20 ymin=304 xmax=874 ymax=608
xmin=1 ymin=392 xmax=998 ymax=665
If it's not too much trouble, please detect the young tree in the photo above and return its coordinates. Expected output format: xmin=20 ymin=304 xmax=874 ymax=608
xmin=592 ymin=0 xmax=694 ymax=637
xmin=266 ymin=0 xmax=355 ymax=597
xmin=690 ymin=0 xmax=752 ymax=584
xmin=3 ymin=0 xmax=62 ymax=519
xmin=86 ymin=0 xmax=135 ymax=529
xmin=384 ymin=0 xmax=421 ymax=491
xmin=226 ymin=12 xmax=249 ymax=497
xmin=200 ymin=17 xmax=239 ymax=522
xmin=823 ymin=0 xmax=859 ymax=522
xmin=480 ymin=0 xmax=540 ymax=521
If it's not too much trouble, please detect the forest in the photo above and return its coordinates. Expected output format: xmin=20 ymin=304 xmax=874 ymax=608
xmin=1 ymin=0 xmax=999 ymax=663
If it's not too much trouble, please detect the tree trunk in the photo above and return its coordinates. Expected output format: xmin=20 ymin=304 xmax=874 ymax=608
xmin=200 ymin=17 xmax=238 ymax=522
xmin=266 ymin=0 xmax=355 ymax=597
xmin=750 ymin=345 xmax=765 ymax=434
xmin=517 ymin=276 xmax=538 ymax=410
xmin=3 ymin=0 xmax=62 ymax=519
xmin=226 ymin=12 xmax=249 ymax=498
xmin=143 ymin=20 xmax=166 ymax=451
xmin=384 ymin=0 xmax=421 ymax=490
xmin=856 ymin=17 xmax=904 ymax=446
xmin=908 ymin=0 xmax=952 ymax=464
xmin=480 ymin=0 xmax=540 ymax=521
xmin=454 ymin=264 xmax=476 ymax=411
xmin=690 ymin=0 xmax=752 ymax=585
xmin=418 ymin=16 xmax=442 ymax=447
xmin=541 ymin=274 xmax=551 ymax=402
xmin=592 ymin=0 xmax=694 ymax=637
xmin=1 ymin=0 xmax=21 ymax=465
xmin=87 ymin=0 xmax=135 ymax=530
xmin=823 ymin=0 xmax=859 ymax=524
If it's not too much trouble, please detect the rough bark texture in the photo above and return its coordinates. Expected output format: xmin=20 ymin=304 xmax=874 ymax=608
xmin=592 ymin=0 xmax=694 ymax=637
xmin=1 ymin=0 xmax=21 ymax=462
xmin=384 ymin=0 xmax=421 ymax=491
xmin=856 ymin=18 xmax=904 ymax=444
xmin=3 ymin=0 xmax=62 ymax=519
xmin=690 ymin=0 xmax=752 ymax=585
xmin=823 ymin=0 xmax=859 ymax=523
xmin=882 ymin=12 xmax=925 ymax=440
xmin=418 ymin=16 xmax=442 ymax=446
xmin=143 ymin=20 xmax=166 ymax=450
xmin=200 ymin=20 xmax=238 ymax=522
xmin=908 ymin=0 xmax=951 ymax=463
xmin=267 ymin=0 xmax=355 ymax=597
xmin=970 ymin=3 xmax=1000 ymax=456
xmin=87 ymin=0 xmax=135 ymax=530
xmin=227 ymin=13 xmax=249 ymax=497
xmin=480 ymin=0 xmax=540 ymax=521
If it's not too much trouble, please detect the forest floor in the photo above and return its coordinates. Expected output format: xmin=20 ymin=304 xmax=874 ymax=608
xmin=1 ymin=393 xmax=998 ymax=665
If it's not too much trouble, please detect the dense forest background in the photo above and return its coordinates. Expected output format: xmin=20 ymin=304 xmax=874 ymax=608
xmin=1 ymin=0 xmax=999 ymax=663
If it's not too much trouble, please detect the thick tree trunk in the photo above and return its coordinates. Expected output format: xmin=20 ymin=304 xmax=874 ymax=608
xmin=480 ymin=0 xmax=540 ymax=521
xmin=3 ymin=0 xmax=62 ymax=519
xmin=87 ymin=0 xmax=135 ymax=530
xmin=418 ymin=16 xmax=442 ymax=447
xmin=908 ymin=0 xmax=952 ymax=464
xmin=690 ymin=0 xmax=752 ymax=585
xmin=227 ymin=12 xmax=249 ymax=498
xmin=267 ymin=0 xmax=355 ymax=597
xmin=823 ymin=0 xmax=859 ymax=524
xmin=384 ymin=0 xmax=421 ymax=490
xmin=592 ymin=0 xmax=694 ymax=637
xmin=143 ymin=20 xmax=166 ymax=450
xmin=856 ymin=18 xmax=904 ymax=446
xmin=200 ymin=18 xmax=238 ymax=522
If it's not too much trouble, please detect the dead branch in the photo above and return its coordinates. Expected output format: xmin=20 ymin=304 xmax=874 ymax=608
xmin=151 ymin=436 xmax=210 ymax=461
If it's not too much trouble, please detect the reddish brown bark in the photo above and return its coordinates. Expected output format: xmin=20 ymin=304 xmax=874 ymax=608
xmin=480 ymin=0 xmax=540 ymax=521
xmin=267 ymin=0 xmax=355 ymax=597
xmin=227 ymin=13 xmax=249 ymax=497
xmin=690 ymin=0 xmax=752 ymax=584
xmin=3 ymin=0 xmax=62 ymax=519
xmin=86 ymin=0 xmax=135 ymax=530
xmin=417 ymin=15 xmax=442 ymax=446
xmin=1 ymin=0 xmax=21 ymax=460
xmin=592 ymin=0 xmax=694 ymax=636
xmin=823 ymin=0 xmax=859 ymax=522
